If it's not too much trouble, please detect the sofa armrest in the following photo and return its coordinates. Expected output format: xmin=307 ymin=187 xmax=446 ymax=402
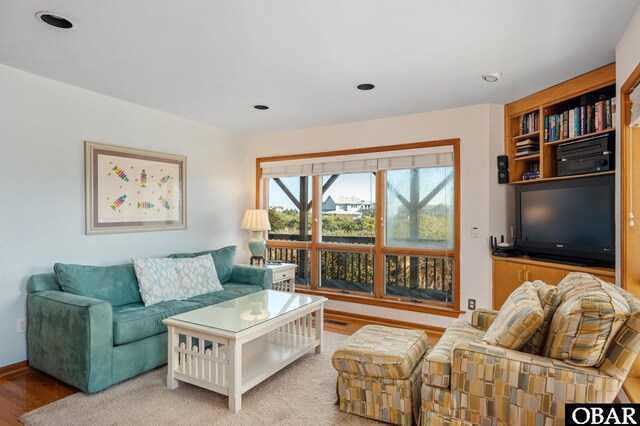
xmin=28 ymin=290 xmax=113 ymax=393
xmin=470 ymin=309 xmax=499 ymax=331
xmin=450 ymin=340 xmax=621 ymax=424
xmin=229 ymin=265 xmax=273 ymax=290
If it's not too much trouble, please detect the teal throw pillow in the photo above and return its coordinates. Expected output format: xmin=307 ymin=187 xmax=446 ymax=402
xmin=173 ymin=254 xmax=223 ymax=298
xmin=168 ymin=245 xmax=236 ymax=283
xmin=132 ymin=257 xmax=183 ymax=306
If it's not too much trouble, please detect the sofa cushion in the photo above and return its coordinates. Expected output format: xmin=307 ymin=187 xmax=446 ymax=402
xmin=332 ymin=325 xmax=428 ymax=380
xmin=132 ymin=257 xmax=183 ymax=306
xmin=168 ymin=245 xmax=236 ymax=284
xmin=112 ymin=300 xmax=202 ymax=346
xmin=173 ymin=254 xmax=223 ymax=298
xmin=186 ymin=283 xmax=263 ymax=306
xmin=423 ymin=319 xmax=484 ymax=389
xmin=54 ymin=263 xmax=142 ymax=307
xmin=483 ymin=282 xmax=544 ymax=350
xmin=521 ymin=280 xmax=562 ymax=355
xmin=544 ymin=273 xmax=630 ymax=367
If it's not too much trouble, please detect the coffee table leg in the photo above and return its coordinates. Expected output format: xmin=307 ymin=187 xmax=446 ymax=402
xmin=167 ymin=327 xmax=179 ymax=390
xmin=315 ymin=305 xmax=323 ymax=355
xmin=228 ymin=340 xmax=242 ymax=413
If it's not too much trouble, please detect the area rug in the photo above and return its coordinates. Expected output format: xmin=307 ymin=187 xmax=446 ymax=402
xmin=20 ymin=331 xmax=381 ymax=425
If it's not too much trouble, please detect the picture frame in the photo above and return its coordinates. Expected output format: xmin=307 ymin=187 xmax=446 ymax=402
xmin=85 ymin=141 xmax=187 ymax=234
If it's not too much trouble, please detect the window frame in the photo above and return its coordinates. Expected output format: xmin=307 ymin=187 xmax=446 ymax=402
xmin=256 ymin=139 xmax=462 ymax=316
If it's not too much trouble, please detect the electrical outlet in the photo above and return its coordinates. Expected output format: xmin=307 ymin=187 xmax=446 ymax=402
xmin=468 ymin=299 xmax=476 ymax=310
xmin=471 ymin=227 xmax=479 ymax=238
xmin=510 ymin=226 xmax=516 ymax=240
xmin=17 ymin=318 xmax=27 ymax=333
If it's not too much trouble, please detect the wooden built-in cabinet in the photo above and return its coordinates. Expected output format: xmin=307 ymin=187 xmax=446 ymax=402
xmin=504 ymin=64 xmax=616 ymax=184
xmin=620 ymin=59 xmax=640 ymax=401
xmin=492 ymin=256 xmax=615 ymax=309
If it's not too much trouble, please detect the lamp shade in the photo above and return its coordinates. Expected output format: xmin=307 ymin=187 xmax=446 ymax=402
xmin=240 ymin=209 xmax=271 ymax=231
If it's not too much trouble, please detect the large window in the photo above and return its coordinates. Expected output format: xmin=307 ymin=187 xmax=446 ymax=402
xmin=386 ymin=167 xmax=453 ymax=249
xmin=259 ymin=140 xmax=459 ymax=313
xmin=268 ymin=176 xmax=312 ymax=241
xmin=321 ymin=173 xmax=376 ymax=244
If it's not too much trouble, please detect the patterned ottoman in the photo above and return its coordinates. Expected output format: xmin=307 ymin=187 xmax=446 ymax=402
xmin=332 ymin=325 xmax=429 ymax=426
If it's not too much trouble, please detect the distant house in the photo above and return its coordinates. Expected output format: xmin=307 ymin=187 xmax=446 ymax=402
xmin=322 ymin=195 xmax=374 ymax=217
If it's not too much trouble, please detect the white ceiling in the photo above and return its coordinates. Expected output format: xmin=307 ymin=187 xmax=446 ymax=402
xmin=1 ymin=1 xmax=638 ymax=135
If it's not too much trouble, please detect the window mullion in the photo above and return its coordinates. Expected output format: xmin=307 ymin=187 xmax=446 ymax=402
xmin=374 ymin=170 xmax=385 ymax=298
xmin=310 ymin=175 xmax=321 ymax=290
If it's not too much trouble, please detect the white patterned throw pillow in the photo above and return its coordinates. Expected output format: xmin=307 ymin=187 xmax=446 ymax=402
xmin=173 ymin=254 xmax=223 ymax=298
xmin=132 ymin=257 xmax=184 ymax=306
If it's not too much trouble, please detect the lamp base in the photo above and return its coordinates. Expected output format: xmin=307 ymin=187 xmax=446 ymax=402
xmin=250 ymin=256 xmax=266 ymax=266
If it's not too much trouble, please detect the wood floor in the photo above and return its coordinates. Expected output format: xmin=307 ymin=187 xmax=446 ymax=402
xmin=0 ymin=314 xmax=441 ymax=425
xmin=0 ymin=365 xmax=76 ymax=426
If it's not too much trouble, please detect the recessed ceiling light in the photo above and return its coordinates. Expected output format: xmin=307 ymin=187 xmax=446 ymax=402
xmin=356 ymin=83 xmax=375 ymax=91
xmin=36 ymin=12 xmax=73 ymax=29
xmin=254 ymin=105 xmax=269 ymax=110
xmin=482 ymin=72 xmax=502 ymax=83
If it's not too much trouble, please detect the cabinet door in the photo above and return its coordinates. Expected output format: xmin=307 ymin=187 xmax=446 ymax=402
xmin=561 ymin=270 xmax=615 ymax=285
xmin=525 ymin=264 xmax=565 ymax=286
xmin=592 ymin=274 xmax=615 ymax=284
xmin=493 ymin=261 xmax=525 ymax=309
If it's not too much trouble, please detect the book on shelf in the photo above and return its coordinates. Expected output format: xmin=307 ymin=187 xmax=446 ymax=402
xmin=522 ymin=171 xmax=540 ymax=181
xmin=516 ymin=144 xmax=539 ymax=152
xmin=544 ymin=97 xmax=615 ymax=142
xmin=518 ymin=111 xmax=539 ymax=135
xmin=515 ymin=138 xmax=539 ymax=147
xmin=522 ymin=163 xmax=540 ymax=180
xmin=516 ymin=150 xmax=540 ymax=157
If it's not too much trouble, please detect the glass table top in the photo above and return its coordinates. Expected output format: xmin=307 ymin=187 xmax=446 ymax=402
xmin=169 ymin=290 xmax=325 ymax=333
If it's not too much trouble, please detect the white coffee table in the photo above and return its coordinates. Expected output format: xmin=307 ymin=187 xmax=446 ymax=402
xmin=162 ymin=290 xmax=326 ymax=412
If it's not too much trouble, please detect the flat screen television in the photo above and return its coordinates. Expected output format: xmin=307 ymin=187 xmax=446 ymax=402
xmin=515 ymin=175 xmax=615 ymax=267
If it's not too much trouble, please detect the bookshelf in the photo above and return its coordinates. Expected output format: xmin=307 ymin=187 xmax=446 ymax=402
xmin=504 ymin=64 xmax=616 ymax=184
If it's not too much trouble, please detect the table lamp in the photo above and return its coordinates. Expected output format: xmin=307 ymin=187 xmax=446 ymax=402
xmin=240 ymin=209 xmax=271 ymax=265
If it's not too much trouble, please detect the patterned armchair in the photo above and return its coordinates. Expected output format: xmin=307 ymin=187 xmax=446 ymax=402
xmin=420 ymin=277 xmax=640 ymax=426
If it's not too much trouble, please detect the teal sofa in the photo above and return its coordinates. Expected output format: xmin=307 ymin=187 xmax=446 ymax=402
xmin=27 ymin=246 xmax=272 ymax=393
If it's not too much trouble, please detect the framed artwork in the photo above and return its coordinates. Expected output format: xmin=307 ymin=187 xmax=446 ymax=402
xmin=85 ymin=141 xmax=187 ymax=234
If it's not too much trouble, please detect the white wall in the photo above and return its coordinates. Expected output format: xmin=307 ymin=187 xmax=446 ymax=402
xmin=247 ymin=104 xmax=511 ymax=328
xmin=0 ymin=64 xmax=251 ymax=368
xmin=615 ymin=4 xmax=640 ymax=283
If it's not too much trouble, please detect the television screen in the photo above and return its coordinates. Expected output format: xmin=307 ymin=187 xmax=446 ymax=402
xmin=516 ymin=175 xmax=614 ymax=265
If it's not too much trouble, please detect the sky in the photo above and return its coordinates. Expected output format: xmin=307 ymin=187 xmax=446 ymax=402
xmin=268 ymin=168 xmax=453 ymax=211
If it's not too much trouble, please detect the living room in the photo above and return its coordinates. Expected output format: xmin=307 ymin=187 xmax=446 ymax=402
xmin=2 ymin=1 xmax=640 ymax=425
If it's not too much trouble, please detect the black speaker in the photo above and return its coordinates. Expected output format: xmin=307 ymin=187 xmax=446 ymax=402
xmin=498 ymin=170 xmax=509 ymax=184
xmin=497 ymin=155 xmax=508 ymax=170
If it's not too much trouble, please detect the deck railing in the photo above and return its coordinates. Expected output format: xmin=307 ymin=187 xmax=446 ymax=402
xmin=267 ymin=234 xmax=453 ymax=302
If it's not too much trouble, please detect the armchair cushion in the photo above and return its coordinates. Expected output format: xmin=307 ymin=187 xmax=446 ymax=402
xmin=422 ymin=318 xmax=484 ymax=389
xmin=482 ymin=282 xmax=544 ymax=350
xmin=544 ymin=274 xmax=630 ymax=367
xmin=521 ymin=280 xmax=562 ymax=355
xmin=450 ymin=340 xmax=622 ymax=425
xmin=470 ymin=309 xmax=498 ymax=331
xmin=598 ymin=285 xmax=640 ymax=381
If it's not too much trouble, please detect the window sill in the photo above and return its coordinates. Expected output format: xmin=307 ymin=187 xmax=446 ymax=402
xmin=296 ymin=288 xmax=464 ymax=317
